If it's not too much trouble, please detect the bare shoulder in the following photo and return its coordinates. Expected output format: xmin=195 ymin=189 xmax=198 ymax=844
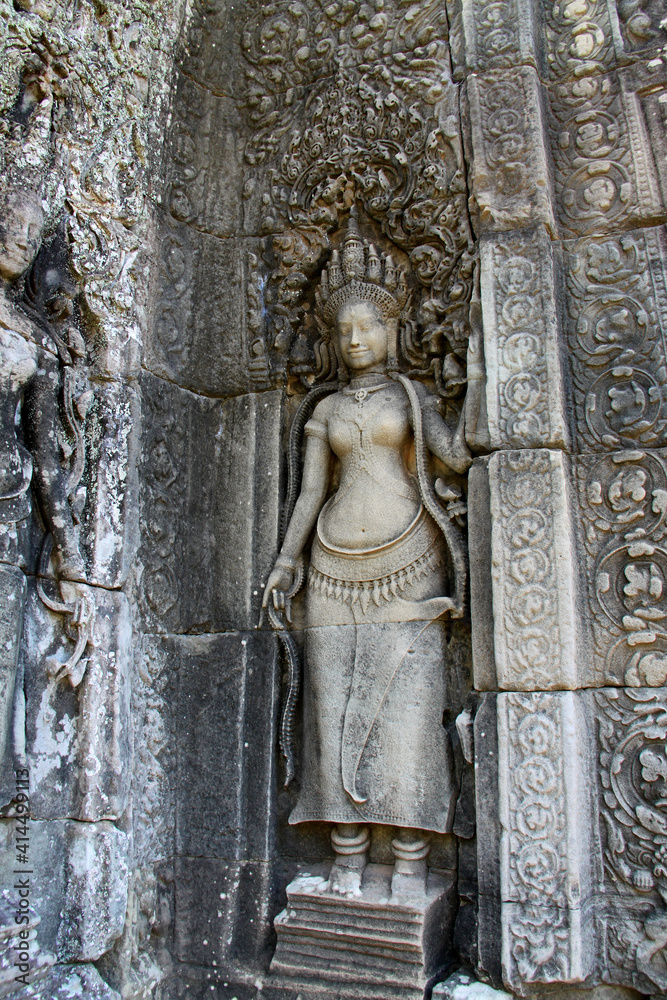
xmin=310 ymin=392 xmax=338 ymax=422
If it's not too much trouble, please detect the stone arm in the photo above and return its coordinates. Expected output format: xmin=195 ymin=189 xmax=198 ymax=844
xmin=22 ymin=356 xmax=86 ymax=581
xmin=262 ymin=433 xmax=331 ymax=611
xmin=416 ymin=386 xmax=472 ymax=475
xmin=463 ymin=301 xmax=490 ymax=452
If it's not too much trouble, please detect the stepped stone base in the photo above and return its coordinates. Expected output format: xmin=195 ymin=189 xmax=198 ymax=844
xmin=270 ymin=863 xmax=456 ymax=1000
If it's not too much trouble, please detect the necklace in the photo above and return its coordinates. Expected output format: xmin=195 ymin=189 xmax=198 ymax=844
xmin=344 ymin=377 xmax=392 ymax=404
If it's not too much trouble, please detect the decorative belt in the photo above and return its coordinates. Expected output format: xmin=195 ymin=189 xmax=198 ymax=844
xmin=308 ymin=507 xmax=443 ymax=613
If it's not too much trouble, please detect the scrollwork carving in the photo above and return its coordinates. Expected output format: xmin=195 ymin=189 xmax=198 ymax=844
xmin=466 ymin=68 xmax=557 ymax=235
xmin=238 ymin=2 xmax=472 ymax=387
xmin=576 ymin=448 xmax=667 ymax=685
xmin=482 ymin=227 xmax=568 ymax=450
xmin=499 ymin=692 xmax=589 ymax=986
xmin=565 ymin=228 xmax=667 ymax=452
xmin=490 ymin=451 xmax=578 ymax=690
xmin=596 ymin=687 xmax=667 ymax=992
xmin=550 ymin=74 xmax=662 ymax=237
xmin=543 ymin=0 xmax=615 ymax=79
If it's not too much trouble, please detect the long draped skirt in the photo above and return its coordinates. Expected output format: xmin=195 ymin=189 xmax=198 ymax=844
xmin=289 ymin=508 xmax=456 ymax=834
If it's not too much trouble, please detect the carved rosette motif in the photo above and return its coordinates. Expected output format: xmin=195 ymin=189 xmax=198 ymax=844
xmin=481 ymin=227 xmax=568 ymax=450
xmin=459 ymin=0 xmax=536 ymax=72
xmin=575 ymin=449 xmax=667 ymax=685
xmin=550 ymin=74 xmax=662 ymax=238
xmin=568 ymin=229 xmax=667 ymax=683
xmin=543 ymin=0 xmax=617 ymax=80
xmin=489 ymin=450 xmax=579 ymax=690
xmin=499 ymin=692 xmax=592 ymax=988
xmin=466 ymin=68 xmax=557 ymax=234
xmin=595 ymin=687 xmax=667 ymax=993
xmin=458 ymin=0 xmax=667 ymax=80
xmin=564 ymin=227 xmax=667 ymax=453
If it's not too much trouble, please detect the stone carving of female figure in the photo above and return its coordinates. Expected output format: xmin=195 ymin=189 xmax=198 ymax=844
xmin=263 ymin=216 xmax=471 ymax=897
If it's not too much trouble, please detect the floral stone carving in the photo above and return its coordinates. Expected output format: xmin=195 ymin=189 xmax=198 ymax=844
xmin=596 ymin=687 xmax=667 ymax=993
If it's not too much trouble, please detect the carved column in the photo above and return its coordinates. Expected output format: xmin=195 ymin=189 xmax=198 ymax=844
xmin=464 ymin=0 xmax=667 ymax=993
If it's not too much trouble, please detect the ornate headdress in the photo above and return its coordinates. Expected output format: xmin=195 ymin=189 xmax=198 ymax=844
xmin=315 ymin=213 xmax=408 ymax=328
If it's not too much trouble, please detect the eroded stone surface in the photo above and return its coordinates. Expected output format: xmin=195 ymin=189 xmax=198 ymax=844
xmin=12 ymin=963 xmax=120 ymax=1000
xmin=23 ymin=581 xmax=132 ymax=822
xmin=0 ymin=818 xmax=128 ymax=962
xmin=137 ymin=374 xmax=281 ymax=634
xmin=0 ymin=0 xmax=665 ymax=997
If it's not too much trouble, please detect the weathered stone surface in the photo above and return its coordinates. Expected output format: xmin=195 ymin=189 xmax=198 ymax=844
xmin=480 ymin=226 xmax=569 ymax=451
xmin=476 ymin=691 xmax=597 ymax=993
xmin=474 ymin=694 xmax=503 ymax=989
xmin=1 ymin=0 xmax=667 ymax=996
xmin=79 ymin=382 xmax=141 ymax=590
xmin=0 ymin=565 xmax=25 ymax=804
xmin=498 ymin=691 xmax=594 ymax=990
xmin=573 ymin=448 xmax=667 ymax=687
xmin=0 ymin=818 xmax=128 ymax=962
xmin=591 ymin=686 xmax=667 ymax=995
xmin=97 ymin=863 xmax=173 ymax=1000
xmin=146 ymin=216 xmax=266 ymax=397
xmin=23 ymin=581 xmax=131 ymax=822
xmin=162 ymin=82 xmax=247 ymax=240
xmin=454 ymin=0 xmax=667 ymax=80
xmin=475 ymin=445 xmax=667 ymax=691
xmin=171 ymin=630 xmax=278 ymax=860
xmin=547 ymin=72 xmax=663 ymax=239
xmin=58 ymin=820 xmax=130 ymax=962
xmin=12 ymin=963 xmax=120 ymax=1000
xmin=0 ymin=892 xmax=54 ymax=998
xmin=271 ymin=865 xmax=456 ymax=999
xmin=486 ymin=450 xmax=582 ymax=691
xmin=173 ymin=857 xmax=275 ymax=975
xmin=138 ymin=374 xmax=281 ymax=634
xmin=465 ymin=68 xmax=557 ymax=235
xmin=560 ymin=225 xmax=667 ymax=454
xmin=456 ymin=0 xmax=538 ymax=75
xmin=433 ymin=970 xmax=512 ymax=1000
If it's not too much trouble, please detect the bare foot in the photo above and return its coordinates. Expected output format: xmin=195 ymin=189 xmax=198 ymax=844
xmin=328 ymin=865 xmax=363 ymax=897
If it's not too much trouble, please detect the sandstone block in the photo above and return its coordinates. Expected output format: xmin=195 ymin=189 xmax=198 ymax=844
xmin=81 ymin=382 xmax=141 ymax=589
xmin=475 ymin=691 xmax=595 ymax=993
xmin=480 ymin=226 xmax=569 ymax=451
xmin=145 ymin=215 xmax=267 ymax=397
xmin=559 ymin=225 xmax=667 ymax=454
xmin=23 ymin=581 xmax=132 ymax=822
xmin=0 ymin=565 xmax=25 ymax=804
xmin=12 ymin=963 xmax=120 ymax=999
xmin=548 ymin=72 xmax=663 ymax=239
xmin=480 ymin=450 xmax=581 ymax=691
xmin=465 ymin=68 xmax=557 ymax=235
xmin=138 ymin=375 xmax=281 ymax=634
xmin=0 ymin=818 xmax=128 ymax=962
xmin=459 ymin=0 xmax=538 ymax=74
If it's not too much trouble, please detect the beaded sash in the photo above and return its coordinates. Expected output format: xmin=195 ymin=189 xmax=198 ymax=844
xmin=308 ymin=506 xmax=443 ymax=613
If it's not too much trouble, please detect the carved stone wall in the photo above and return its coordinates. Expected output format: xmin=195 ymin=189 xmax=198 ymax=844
xmin=464 ymin=0 xmax=667 ymax=994
xmin=0 ymin=2 xmax=188 ymax=997
xmin=0 ymin=1 xmax=665 ymax=999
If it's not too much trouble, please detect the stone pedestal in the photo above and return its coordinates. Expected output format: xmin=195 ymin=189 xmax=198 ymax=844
xmin=270 ymin=864 xmax=456 ymax=1000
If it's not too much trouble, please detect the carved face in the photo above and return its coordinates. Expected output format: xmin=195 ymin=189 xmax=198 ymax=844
xmin=335 ymin=299 xmax=388 ymax=372
xmin=0 ymin=191 xmax=44 ymax=281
